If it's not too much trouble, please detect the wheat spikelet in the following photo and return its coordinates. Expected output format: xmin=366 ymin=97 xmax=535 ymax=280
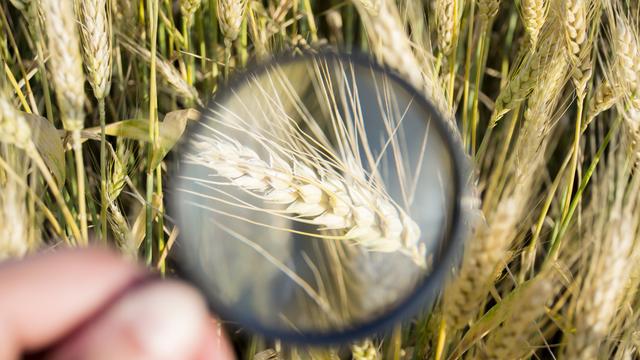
xmin=436 ymin=0 xmax=455 ymax=56
xmin=478 ymin=0 xmax=500 ymax=24
xmin=218 ymin=0 xmax=247 ymax=47
xmin=180 ymin=0 xmax=202 ymax=27
xmin=587 ymin=80 xmax=618 ymax=122
xmin=186 ymin=138 xmax=425 ymax=265
xmin=41 ymin=0 xmax=86 ymax=131
xmin=484 ymin=278 xmax=553 ymax=360
xmin=79 ymin=0 xmax=111 ymax=100
xmin=521 ymin=0 xmax=546 ymax=48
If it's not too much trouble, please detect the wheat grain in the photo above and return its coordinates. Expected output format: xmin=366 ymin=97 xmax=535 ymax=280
xmin=521 ymin=0 xmax=546 ymax=48
xmin=186 ymin=138 xmax=426 ymax=265
xmin=484 ymin=278 xmax=553 ymax=359
xmin=41 ymin=0 xmax=86 ymax=131
xmin=79 ymin=0 xmax=111 ymax=100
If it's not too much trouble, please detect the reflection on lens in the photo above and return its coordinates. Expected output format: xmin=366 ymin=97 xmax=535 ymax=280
xmin=170 ymin=53 xmax=461 ymax=339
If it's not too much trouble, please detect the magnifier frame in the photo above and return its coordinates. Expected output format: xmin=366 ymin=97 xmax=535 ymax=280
xmin=167 ymin=50 xmax=469 ymax=345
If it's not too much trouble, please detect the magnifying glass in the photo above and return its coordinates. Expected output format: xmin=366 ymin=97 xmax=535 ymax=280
xmin=167 ymin=51 xmax=469 ymax=345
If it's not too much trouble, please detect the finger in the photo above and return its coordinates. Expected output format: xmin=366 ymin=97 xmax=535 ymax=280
xmin=47 ymin=281 xmax=235 ymax=360
xmin=0 ymin=248 xmax=144 ymax=358
xmin=195 ymin=319 xmax=236 ymax=360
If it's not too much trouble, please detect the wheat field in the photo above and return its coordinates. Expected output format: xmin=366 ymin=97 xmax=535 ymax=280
xmin=1 ymin=0 xmax=640 ymax=358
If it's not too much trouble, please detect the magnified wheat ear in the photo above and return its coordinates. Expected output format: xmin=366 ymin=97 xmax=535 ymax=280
xmin=186 ymin=136 xmax=426 ymax=267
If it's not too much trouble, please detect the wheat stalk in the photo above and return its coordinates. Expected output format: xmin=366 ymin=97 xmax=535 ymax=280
xmin=186 ymin=137 xmax=426 ymax=266
xmin=484 ymin=277 xmax=553 ymax=360
xmin=520 ymin=0 xmax=546 ymax=49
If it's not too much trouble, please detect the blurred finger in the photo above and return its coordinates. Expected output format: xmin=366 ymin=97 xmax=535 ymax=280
xmin=47 ymin=281 xmax=234 ymax=360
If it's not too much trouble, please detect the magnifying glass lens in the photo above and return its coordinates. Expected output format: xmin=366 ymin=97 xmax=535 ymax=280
xmin=170 ymin=53 xmax=462 ymax=341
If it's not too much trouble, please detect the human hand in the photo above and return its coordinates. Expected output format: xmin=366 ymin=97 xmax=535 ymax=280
xmin=0 ymin=249 xmax=235 ymax=360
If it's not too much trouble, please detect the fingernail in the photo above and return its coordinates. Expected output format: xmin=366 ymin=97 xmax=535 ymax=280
xmin=116 ymin=281 xmax=209 ymax=358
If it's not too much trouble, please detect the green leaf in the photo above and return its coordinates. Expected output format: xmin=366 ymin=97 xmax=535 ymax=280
xmin=87 ymin=108 xmax=200 ymax=169
xmin=151 ymin=108 xmax=199 ymax=169
xmin=23 ymin=113 xmax=66 ymax=186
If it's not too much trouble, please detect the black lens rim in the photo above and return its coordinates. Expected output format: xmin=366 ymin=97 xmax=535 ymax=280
xmin=166 ymin=50 xmax=470 ymax=346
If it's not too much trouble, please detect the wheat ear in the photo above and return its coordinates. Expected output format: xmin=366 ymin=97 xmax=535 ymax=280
xmin=521 ymin=0 xmax=546 ymax=49
xmin=42 ymin=0 xmax=89 ymax=244
xmin=484 ymin=277 xmax=553 ymax=360
xmin=79 ymin=0 xmax=112 ymax=241
xmin=186 ymin=138 xmax=426 ymax=266
xmin=118 ymin=36 xmax=199 ymax=103
xmin=436 ymin=0 xmax=455 ymax=56
xmin=353 ymin=0 xmax=449 ymax=116
xmin=477 ymin=0 xmax=500 ymax=23
xmin=614 ymin=19 xmax=640 ymax=105
xmin=490 ymin=30 xmax=560 ymax=125
xmin=180 ymin=0 xmax=202 ymax=27
xmin=565 ymin=173 xmax=640 ymax=359
xmin=564 ymin=0 xmax=593 ymax=99
xmin=0 ymin=91 xmax=83 ymax=242
xmin=586 ymin=80 xmax=618 ymax=123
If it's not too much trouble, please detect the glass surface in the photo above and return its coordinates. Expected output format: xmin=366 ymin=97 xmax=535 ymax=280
xmin=170 ymin=54 xmax=459 ymax=337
